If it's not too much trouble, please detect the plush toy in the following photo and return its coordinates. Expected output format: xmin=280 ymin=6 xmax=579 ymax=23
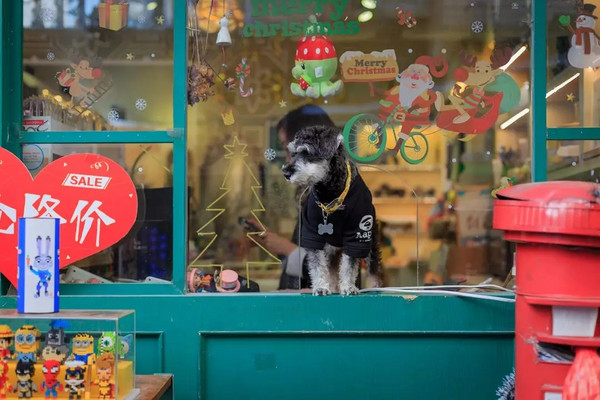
xmin=290 ymin=21 xmax=343 ymax=98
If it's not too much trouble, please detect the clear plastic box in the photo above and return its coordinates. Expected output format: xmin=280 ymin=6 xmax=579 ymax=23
xmin=0 ymin=309 xmax=137 ymax=399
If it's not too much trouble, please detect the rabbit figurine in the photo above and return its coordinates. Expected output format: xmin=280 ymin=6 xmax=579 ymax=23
xmin=29 ymin=236 xmax=53 ymax=298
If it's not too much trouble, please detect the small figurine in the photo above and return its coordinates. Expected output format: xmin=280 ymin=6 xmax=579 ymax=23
xmin=492 ymin=176 xmax=516 ymax=198
xmin=0 ymin=361 xmax=9 ymax=399
xmin=93 ymin=353 xmax=115 ymax=400
xmin=63 ymin=360 xmax=86 ymax=400
xmin=41 ymin=360 xmax=63 ymax=399
xmin=290 ymin=17 xmax=343 ymax=98
xmin=41 ymin=320 xmax=69 ymax=363
xmin=28 ymin=236 xmax=54 ymax=297
xmin=14 ymin=325 xmax=41 ymax=362
xmin=13 ymin=360 xmax=37 ymax=399
xmin=0 ymin=326 xmax=13 ymax=360
xmin=98 ymin=332 xmax=130 ymax=359
xmin=69 ymin=333 xmax=95 ymax=365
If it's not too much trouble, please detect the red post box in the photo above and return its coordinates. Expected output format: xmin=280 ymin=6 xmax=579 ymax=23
xmin=493 ymin=181 xmax=600 ymax=400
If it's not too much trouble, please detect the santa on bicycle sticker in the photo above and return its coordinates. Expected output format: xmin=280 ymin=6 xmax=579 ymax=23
xmin=342 ymin=48 xmax=520 ymax=164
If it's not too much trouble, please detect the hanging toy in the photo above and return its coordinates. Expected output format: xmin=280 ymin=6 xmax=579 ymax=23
xmin=563 ymin=347 xmax=600 ymax=400
xmin=396 ymin=8 xmax=417 ymax=28
xmin=290 ymin=16 xmax=343 ymax=99
xmin=216 ymin=10 xmax=233 ymax=68
xmin=235 ymin=58 xmax=253 ymax=97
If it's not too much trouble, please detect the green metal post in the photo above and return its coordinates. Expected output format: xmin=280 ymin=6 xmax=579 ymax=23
xmin=1 ymin=0 xmax=22 ymax=156
xmin=531 ymin=0 xmax=547 ymax=182
xmin=171 ymin=2 xmax=188 ymax=292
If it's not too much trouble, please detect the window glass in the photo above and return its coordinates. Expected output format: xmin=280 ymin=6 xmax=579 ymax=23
xmin=547 ymin=140 xmax=600 ymax=182
xmin=21 ymin=143 xmax=175 ymax=284
xmin=547 ymin=0 xmax=600 ymax=128
xmin=23 ymin=0 xmax=174 ymax=131
xmin=186 ymin=0 xmax=531 ymax=293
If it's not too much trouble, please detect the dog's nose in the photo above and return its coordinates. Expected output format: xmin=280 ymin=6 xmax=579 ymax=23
xmin=282 ymin=164 xmax=293 ymax=180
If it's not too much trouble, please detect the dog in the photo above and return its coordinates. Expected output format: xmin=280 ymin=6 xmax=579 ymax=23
xmin=282 ymin=126 xmax=382 ymax=296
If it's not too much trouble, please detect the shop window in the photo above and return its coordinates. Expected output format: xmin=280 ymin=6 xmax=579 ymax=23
xmin=185 ymin=0 xmax=531 ymax=293
xmin=22 ymin=0 xmax=174 ymax=132
xmin=19 ymin=142 xmax=175 ymax=283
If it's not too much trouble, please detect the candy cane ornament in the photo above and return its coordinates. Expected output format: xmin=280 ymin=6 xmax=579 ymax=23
xmin=235 ymin=58 xmax=253 ymax=97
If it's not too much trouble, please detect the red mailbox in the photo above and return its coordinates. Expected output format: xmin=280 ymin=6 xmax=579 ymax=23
xmin=493 ymin=181 xmax=600 ymax=399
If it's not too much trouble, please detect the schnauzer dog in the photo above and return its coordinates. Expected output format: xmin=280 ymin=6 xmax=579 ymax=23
xmin=282 ymin=126 xmax=382 ymax=296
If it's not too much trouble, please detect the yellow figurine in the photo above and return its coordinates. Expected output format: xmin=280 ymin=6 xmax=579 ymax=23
xmin=69 ymin=333 xmax=96 ymax=365
xmin=14 ymin=325 xmax=41 ymax=362
xmin=492 ymin=177 xmax=515 ymax=198
xmin=0 ymin=325 xmax=12 ymax=360
xmin=93 ymin=353 xmax=115 ymax=400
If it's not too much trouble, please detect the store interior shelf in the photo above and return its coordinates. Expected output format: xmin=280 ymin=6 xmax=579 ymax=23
xmin=373 ymin=196 xmax=437 ymax=205
xmin=359 ymin=164 xmax=442 ymax=173
xmin=547 ymin=151 xmax=600 ymax=181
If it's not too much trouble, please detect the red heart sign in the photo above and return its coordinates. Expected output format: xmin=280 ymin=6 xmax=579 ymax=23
xmin=0 ymin=148 xmax=138 ymax=286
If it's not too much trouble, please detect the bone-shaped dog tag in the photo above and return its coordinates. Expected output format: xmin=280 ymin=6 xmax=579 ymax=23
xmin=318 ymin=222 xmax=334 ymax=235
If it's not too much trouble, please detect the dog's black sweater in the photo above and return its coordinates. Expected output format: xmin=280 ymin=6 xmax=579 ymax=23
xmin=301 ymin=174 xmax=375 ymax=258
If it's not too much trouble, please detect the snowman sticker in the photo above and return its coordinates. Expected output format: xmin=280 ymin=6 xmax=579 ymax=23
xmin=560 ymin=3 xmax=600 ymax=68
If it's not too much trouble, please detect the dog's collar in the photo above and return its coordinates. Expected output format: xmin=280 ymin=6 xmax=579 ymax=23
xmin=316 ymin=161 xmax=352 ymax=214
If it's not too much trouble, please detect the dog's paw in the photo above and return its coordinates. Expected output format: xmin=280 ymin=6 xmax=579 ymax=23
xmin=340 ymin=285 xmax=360 ymax=296
xmin=312 ymin=287 xmax=331 ymax=296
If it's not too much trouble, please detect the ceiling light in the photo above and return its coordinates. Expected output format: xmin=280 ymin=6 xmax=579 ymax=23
xmin=361 ymin=0 xmax=377 ymax=9
xmin=358 ymin=11 xmax=373 ymax=22
xmin=500 ymin=72 xmax=581 ymax=129
xmin=500 ymin=45 xmax=527 ymax=70
xmin=147 ymin=2 xmax=158 ymax=11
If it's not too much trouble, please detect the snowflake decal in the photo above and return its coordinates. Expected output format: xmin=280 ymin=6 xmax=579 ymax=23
xmin=107 ymin=109 xmax=120 ymax=123
xmin=46 ymin=51 xmax=55 ymax=61
xmin=264 ymin=148 xmax=277 ymax=161
xmin=137 ymin=14 xmax=147 ymax=24
xmin=135 ymin=98 xmax=147 ymax=111
xmin=471 ymin=20 xmax=484 ymax=33
xmin=41 ymin=8 xmax=56 ymax=23
xmin=511 ymin=2 xmax=519 ymax=9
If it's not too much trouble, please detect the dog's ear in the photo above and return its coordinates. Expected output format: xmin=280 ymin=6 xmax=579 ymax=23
xmin=318 ymin=126 xmax=344 ymax=160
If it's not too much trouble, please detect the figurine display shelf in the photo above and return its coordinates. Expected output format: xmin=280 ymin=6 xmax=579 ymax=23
xmin=0 ymin=310 xmax=135 ymax=400
xmin=0 ymin=359 xmax=133 ymax=399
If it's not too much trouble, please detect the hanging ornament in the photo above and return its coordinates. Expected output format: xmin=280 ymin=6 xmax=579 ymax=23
xmin=216 ymin=10 xmax=233 ymax=68
xmin=221 ymin=107 xmax=235 ymax=125
xmin=235 ymin=58 xmax=254 ymax=97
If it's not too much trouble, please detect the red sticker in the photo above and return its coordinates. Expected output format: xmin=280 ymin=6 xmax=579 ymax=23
xmin=0 ymin=148 xmax=138 ymax=286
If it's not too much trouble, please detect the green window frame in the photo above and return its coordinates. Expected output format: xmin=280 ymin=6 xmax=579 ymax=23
xmin=0 ymin=1 xmax=188 ymax=295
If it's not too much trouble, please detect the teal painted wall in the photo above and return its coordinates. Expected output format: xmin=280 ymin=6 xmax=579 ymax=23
xmin=0 ymin=295 xmax=514 ymax=399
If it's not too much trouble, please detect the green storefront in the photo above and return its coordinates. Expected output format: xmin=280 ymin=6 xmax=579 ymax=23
xmin=0 ymin=0 xmax=595 ymax=398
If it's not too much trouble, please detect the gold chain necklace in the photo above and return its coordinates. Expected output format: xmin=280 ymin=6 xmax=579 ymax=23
xmin=316 ymin=161 xmax=352 ymax=215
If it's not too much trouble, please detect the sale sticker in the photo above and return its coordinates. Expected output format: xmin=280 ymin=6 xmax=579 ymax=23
xmin=0 ymin=148 xmax=138 ymax=286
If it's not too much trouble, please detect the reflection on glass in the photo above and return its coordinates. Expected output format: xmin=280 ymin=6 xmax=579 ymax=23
xmin=548 ymin=139 xmax=600 ymax=182
xmin=22 ymin=1 xmax=174 ymax=131
xmin=21 ymin=143 xmax=174 ymax=284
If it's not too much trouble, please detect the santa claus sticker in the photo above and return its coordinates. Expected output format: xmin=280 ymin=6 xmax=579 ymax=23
xmin=560 ymin=3 xmax=600 ymax=68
